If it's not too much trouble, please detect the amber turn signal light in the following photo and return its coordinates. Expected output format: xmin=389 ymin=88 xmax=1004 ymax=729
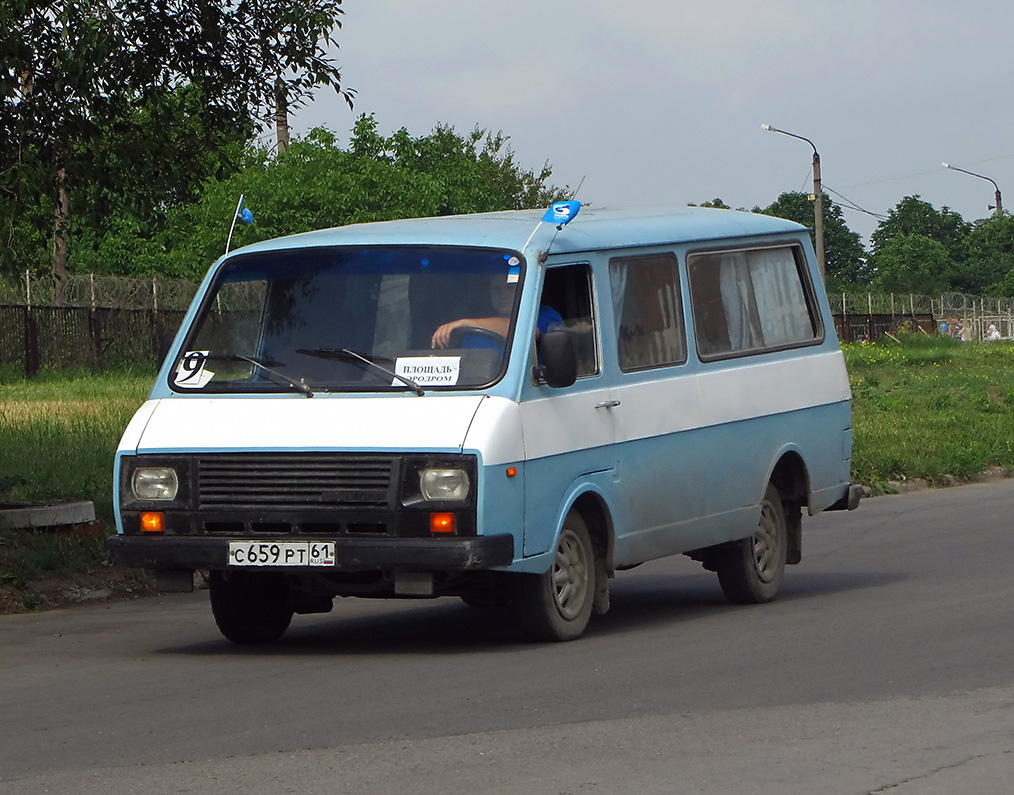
xmin=429 ymin=512 xmax=455 ymax=534
xmin=140 ymin=512 xmax=165 ymax=533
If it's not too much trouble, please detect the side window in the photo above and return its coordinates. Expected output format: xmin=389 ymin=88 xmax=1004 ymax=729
xmin=609 ymin=253 xmax=686 ymax=372
xmin=687 ymin=245 xmax=819 ymax=358
xmin=540 ymin=264 xmax=598 ymax=378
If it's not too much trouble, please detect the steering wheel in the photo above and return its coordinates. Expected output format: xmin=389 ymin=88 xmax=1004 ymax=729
xmin=448 ymin=326 xmax=507 ymax=348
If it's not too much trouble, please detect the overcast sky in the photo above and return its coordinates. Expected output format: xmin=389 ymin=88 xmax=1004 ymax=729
xmin=293 ymin=1 xmax=1014 ymax=245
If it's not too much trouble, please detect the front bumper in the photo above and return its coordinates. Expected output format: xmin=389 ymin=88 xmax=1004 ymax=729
xmin=106 ymin=533 xmax=515 ymax=571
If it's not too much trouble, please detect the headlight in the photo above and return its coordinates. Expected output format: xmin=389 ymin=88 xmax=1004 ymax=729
xmin=131 ymin=467 xmax=179 ymax=501
xmin=419 ymin=468 xmax=470 ymax=502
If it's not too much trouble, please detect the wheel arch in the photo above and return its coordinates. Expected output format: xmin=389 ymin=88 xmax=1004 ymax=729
xmin=768 ymin=448 xmax=810 ymax=504
xmin=767 ymin=449 xmax=808 ymax=566
xmin=567 ymin=490 xmax=616 ymax=572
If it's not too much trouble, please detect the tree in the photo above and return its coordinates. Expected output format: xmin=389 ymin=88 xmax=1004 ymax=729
xmin=870 ymin=196 xmax=970 ymax=264
xmin=111 ymin=116 xmax=571 ymax=279
xmin=688 ymin=198 xmax=733 ymax=209
xmin=762 ymin=192 xmax=869 ymax=287
xmin=1 ymin=0 xmax=354 ymax=290
xmin=872 ymin=234 xmax=952 ymax=295
xmin=962 ymin=213 xmax=1014 ymax=295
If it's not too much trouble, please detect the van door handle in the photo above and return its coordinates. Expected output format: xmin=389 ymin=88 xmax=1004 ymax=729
xmin=595 ymin=400 xmax=621 ymax=409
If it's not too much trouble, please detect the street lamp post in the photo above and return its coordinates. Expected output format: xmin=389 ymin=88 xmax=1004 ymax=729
xmin=762 ymin=124 xmax=825 ymax=281
xmin=942 ymin=162 xmax=1003 ymax=216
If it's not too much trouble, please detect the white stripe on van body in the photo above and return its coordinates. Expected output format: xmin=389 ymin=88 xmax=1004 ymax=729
xmin=461 ymin=396 xmax=526 ymax=466
xmin=517 ymin=350 xmax=849 ymax=461
xmin=692 ymin=350 xmax=850 ymax=431
xmin=516 ymin=383 xmax=617 ymax=464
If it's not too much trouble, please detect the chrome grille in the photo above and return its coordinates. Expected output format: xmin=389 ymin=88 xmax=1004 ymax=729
xmin=196 ymin=453 xmax=397 ymax=510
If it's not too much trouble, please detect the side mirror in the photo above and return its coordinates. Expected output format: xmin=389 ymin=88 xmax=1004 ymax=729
xmin=535 ymin=330 xmax=578 ymax=388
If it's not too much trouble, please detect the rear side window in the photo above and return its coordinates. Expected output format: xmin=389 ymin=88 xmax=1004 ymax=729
xmin=687 ymin=245 xmax=819 ymax=359
xmin=609 ymin=253 xmax=687 ymax=372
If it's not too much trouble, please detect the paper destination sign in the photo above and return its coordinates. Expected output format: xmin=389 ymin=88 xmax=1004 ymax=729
xmin=393 ymin=356 xmax=461 ymax=387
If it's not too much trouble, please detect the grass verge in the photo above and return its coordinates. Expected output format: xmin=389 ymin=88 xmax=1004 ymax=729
xmin=844 ymin=334 xmax=1014 ymax=488
xmin=1 ymin=367 xmax=155 ymax=611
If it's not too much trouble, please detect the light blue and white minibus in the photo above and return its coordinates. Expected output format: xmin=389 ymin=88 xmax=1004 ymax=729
xmin=108 ymin=203 xmax=860 ymax=643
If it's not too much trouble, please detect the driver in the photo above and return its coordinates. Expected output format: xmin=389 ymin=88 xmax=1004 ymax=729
xmin=431 ymin=278 xmax=562 ymax=349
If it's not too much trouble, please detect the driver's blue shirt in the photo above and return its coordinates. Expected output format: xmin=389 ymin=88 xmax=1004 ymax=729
xmin=462 ymin=306 xmax=563 ymax=349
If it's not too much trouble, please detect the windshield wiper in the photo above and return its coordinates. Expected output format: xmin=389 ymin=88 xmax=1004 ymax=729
xmin=206 ymin=353 xmax=314 ymax=398
xmin=297 ymin=347 xmax=424 ymax=396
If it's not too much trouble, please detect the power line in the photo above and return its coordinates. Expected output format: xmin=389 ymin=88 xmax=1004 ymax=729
xmin=844 ymin=168 xmax=941 ymax=189
xmin=842 ymin=155 xmax=1014 ymax=191
xmin=823 ymin=184 xmax=888 ymax=220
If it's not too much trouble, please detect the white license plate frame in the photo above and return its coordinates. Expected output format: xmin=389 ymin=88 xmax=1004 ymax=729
xmin=227 ymin=541 xmax=336 ymax=567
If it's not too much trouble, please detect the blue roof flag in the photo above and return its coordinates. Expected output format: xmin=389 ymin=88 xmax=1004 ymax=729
xmin=542 ymin=200 xmax=581 ymax=227
xmin=225 ymin=194 xmax=254 ymax=254
xmin=523 ymin=200 xmax=583 ymax=254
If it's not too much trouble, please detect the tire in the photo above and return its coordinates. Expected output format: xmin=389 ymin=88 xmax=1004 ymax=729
xmin=512 ymin=510 xmax=595 ymax=641
xmin=209 ymin=570 xmax=294 ymax=644
xmin=716 ymin=483 xmax=787 ymax=604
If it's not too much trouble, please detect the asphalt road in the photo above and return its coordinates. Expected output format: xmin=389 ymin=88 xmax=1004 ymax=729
xmin=2 ymin=481 xmax=1013 ymax=794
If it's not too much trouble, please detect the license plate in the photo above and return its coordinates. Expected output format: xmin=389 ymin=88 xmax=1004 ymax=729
xmin=228 ymin=541 xmax=336 ymax=567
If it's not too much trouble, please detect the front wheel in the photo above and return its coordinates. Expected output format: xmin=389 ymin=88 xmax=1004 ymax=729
xmin=716 ymin=483 xmax=787 ymax=604
xmin=209 ymin=570 xmax=293 ymax=644
xmin=511 ymin=510 xmax=595 ymax=641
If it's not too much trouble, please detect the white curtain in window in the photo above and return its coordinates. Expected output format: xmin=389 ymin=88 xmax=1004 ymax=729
xmin=719 ymin=252 xmax=753 ymax=350
xmin=749 ymin=248 xmax=812 ymax=346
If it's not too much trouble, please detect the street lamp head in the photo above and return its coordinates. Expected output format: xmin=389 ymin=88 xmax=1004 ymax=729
xmin=942 ymin=161 xmax=1002 ymax=209
xmin=759 ymin=123 xmax=824 ymax=279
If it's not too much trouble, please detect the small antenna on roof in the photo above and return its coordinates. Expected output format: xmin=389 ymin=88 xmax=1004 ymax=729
xmin=522 ymin=200 xmax=583 ymax=254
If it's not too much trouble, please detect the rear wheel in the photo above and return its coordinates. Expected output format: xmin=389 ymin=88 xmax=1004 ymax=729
xmin=209 ymin=570 xmax=293 ymax=644
xmin=716 ymin=483 xmax=787 ymax=604
xmin=512 ymin=510 xmax=595 ymax=641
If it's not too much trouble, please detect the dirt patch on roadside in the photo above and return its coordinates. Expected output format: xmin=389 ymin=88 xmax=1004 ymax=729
xmin=0 ymin=568 xmax=157 ymax=614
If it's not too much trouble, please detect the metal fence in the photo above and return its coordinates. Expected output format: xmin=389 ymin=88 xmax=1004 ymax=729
xmin=0 ymin=274 xmax=196 ymax=375
xmin=0 ymin=305 xmax=188 ymax=374
xmin=4 ymin=273 xmax=1014 ymax=376
xmin=0 ymin=272 xmax=198 ymax=311
xmin=830 ymin=291 xmax=1014 ymax=343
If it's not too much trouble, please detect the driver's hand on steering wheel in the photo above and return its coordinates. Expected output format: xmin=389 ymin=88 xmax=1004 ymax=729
xmin=432 ymin=316 xmax=511 ymax=348
xmin=432 ymin=318 xmax=472 ymax=349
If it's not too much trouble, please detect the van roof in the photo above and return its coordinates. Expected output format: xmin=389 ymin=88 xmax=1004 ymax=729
xmin=233 ymin=205 xmax=808 ymax=258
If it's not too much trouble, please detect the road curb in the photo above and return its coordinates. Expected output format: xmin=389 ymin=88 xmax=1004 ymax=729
xmin=0 ymin=500 xmax=96 ymax=530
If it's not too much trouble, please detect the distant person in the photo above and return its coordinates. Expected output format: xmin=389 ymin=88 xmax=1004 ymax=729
xmin=985 ymin=323 xmax=1001 ymax=342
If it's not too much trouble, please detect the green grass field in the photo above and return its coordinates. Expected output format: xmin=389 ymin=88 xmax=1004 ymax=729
xmin=844 ymin=334 xmax=1014 ymax=488
xmin=0 ymin=368 xmax=153 ymax=602
xmin=3 ymin=335 xmax=1014 ymax=608
xmin=0 ymin=368 xmax=154 ymax=520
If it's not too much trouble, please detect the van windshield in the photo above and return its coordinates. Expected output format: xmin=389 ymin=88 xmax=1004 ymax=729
xmin=169 ymin=245 xmax=525 ymax=395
